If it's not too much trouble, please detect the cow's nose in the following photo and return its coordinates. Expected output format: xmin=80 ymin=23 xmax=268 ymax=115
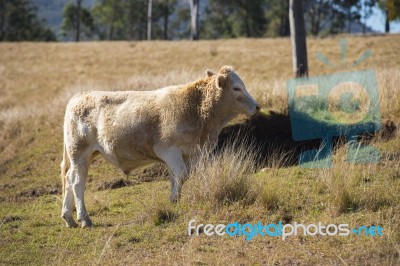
xmin=256 ymin=105 xmax=261 ymax=112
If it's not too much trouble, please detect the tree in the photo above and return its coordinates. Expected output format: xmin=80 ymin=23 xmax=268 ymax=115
xmin=163 ymin=0 xmax=169 ymax=39
xmin=0 ymin=0 xmax=5 ymax=40
xmin=335 ymin=0 xmax=361 ymax=33
xmin=125 ymin=0 xmax=148 ymax=40
xmin=378 ymin=0 xmax=400 ymax=32
xmin=161 ymin=0 xmax=177 ymax=40
xmin=265 ymin=0 xmax=290 ymax=37
xmin=76 ymin=0 xmax=81 ymax=41
xmin=189 ymin=0 xmax=200 ymax=40
xmin=201 ymin=0 xmax=234 ymax=39
xmin=92 ymin=0 xmax=124 ymax=40
xmin=289 ymin=0 xmax=308 ymax=77
xmin=91 ymin=0 xmax=175 ymax=41
xmin=62 ymin=2 xmax=94 ymax=41
xmin=303 ymin=0 xmax=335 ymax=36
xmin=148 ymin=0 xmax=152 ymax=40
xmin=360 ymin=0 xmax=376 ymax=33
xmin=201 ymin=0 xmax=266 ymax=39
xmin=235 ymin=0 xmax=267 ymax=37
xmin=0 ymin=0 xmax=56 ymax=41
xmin=170 ymin=5 xmax=191 ymax=39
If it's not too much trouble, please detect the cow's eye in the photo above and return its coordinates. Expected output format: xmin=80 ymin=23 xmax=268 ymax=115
xmin=233 ymin=87 xmax=241 ymax=91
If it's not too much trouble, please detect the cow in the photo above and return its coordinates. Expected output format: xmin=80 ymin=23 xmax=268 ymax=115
xmin=60 ymin=66 xmax=260 ymax=227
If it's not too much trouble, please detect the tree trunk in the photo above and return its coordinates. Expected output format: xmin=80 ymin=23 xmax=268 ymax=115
xmin=147 ymin=0 xmax=152 ymax=40
xmin=164 ymin=0 xmax=169 ymax=40
xmin=315 ymin=6 xmax=321 ymax=35
xmin=108 ymin=25 xmax=114 ymax=40
xmin=347 ymin=9 xmax=352 ymax=33
xmin=189 ymin=0 xmax=199 ymax=40
xmin=0 ymin=0 xmax=5 ymax=41
xmin=244 ymin=10 xmax=250 ymax=37
xmin=385 ymin=9 xmax=390 ymax=33
xmin=289 ymin=0 xmax=308 ymax=77
xmin=310 ymin=9 xmax=316 ymax=35
xmin=76 ymin=0 xmax=81 ymax=42
xmin=362 ymin=3 xmax=366 ymax=34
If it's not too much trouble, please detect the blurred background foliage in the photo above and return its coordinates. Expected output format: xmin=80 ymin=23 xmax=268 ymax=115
xmin=0 ymin=0 xmax=399 ymax=41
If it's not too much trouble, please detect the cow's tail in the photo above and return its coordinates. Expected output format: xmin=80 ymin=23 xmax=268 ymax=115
xmin=60 ymin=140 xmax=69 ymax=197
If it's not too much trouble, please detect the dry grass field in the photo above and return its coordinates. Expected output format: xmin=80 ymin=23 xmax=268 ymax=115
xmin=0 ymin=35 xmax=400 ymax=265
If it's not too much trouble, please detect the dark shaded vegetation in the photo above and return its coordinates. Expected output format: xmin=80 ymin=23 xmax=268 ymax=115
xmin=218 ymin=111 xmax=397 ymax=167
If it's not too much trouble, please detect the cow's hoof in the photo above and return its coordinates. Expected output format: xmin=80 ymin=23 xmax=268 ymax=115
xmin=81 ymin=217 xmax=93 ymax=228
xmin=63 ymin=215 xmax=78 ymax=228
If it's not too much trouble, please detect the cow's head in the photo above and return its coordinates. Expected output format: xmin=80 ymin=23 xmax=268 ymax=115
xmin=206 ymin=66 xmax=260 ymax=116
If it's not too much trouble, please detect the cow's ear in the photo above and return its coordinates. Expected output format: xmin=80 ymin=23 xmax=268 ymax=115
xmin=206 ymin=69 xmax=216 ymax=77
xmin=216 ymin=74 xmax=226 ymax=89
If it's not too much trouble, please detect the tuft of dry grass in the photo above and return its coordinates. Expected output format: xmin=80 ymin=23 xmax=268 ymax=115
xmin=183 ymin=139 xmax=260 ymax=208
xmin=316 ymin=154 xmax=400 ymax=215
xmin=151 ymin=199 xmax=179 ymax=226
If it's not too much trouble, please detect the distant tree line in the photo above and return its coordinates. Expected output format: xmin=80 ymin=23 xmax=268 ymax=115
xmin=0 ymin=0 xmax=399 ymax=42
xmin=0 ymin=0 xmax=55 ymax=41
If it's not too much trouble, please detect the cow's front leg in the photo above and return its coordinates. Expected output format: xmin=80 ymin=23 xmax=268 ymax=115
xmin=155 ymin=146 xmax=187 ymax=202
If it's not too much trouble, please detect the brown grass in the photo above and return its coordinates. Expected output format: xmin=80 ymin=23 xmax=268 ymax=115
xmin=184 ymin=139 xmax=260 ymax=208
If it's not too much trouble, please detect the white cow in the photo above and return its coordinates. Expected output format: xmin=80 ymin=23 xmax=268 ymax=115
xmin=60 ymin=66 xmax=260 ymax=227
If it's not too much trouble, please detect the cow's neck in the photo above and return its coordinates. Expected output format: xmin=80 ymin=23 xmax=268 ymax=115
xmin=201 ymin=98 xmax=237 ymax=149
xmin=184 ymin=77 xmax=236 ymax=144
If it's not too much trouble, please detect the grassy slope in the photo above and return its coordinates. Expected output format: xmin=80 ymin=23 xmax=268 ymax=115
xmin=0 ymin=35 xmax=400 ymax=265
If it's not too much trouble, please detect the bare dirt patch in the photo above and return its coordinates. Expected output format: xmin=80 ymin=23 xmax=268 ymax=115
xmin=96 ymin=164 xmax=169 ymax=191
xmin=15 ymin=185 xmax=60 ymax=199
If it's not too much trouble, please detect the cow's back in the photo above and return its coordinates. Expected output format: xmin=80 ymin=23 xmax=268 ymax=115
xmin=64 ymin=90 xmax=165 ymax=169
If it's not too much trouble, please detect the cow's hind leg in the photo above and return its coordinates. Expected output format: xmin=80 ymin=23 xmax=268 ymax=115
xmin=61 ymin=168 xmax=78 ymax=228
xmin=71 ymin=157 xmax=92 ymax=228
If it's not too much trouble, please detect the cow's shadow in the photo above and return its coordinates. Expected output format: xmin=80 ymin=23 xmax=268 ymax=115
xmin=217 ymin=111 xmax=334 ymax=167
xmin=217 ymin=110 xmax=396 ymax=167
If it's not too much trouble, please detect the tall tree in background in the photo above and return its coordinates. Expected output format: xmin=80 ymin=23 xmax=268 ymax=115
xmin=201 ymin=0 xmax=266 ymax=39
xmin=170 ymin=4 xmax=191 ymax=39
xmin=236 ymin=0 xmax=267 ymax=37
xmin=76 ymin=0 xmax=81 ymax=41
xmin=0 ymin=0 xmax=5 ymax=40
xmin=163 ymin=0 xmax=169 ymax=39
xmin=92 ymin=0 xmax=175 ymax=41
xmin=360 ymin=0 xmax=376 ymax=33
xmin=148 ymin=0 xmax=152 ymax=40
xmin=265 ymin=0 xmax=290 ymax=37
xmin=379 ymin=0 xmax=400 ymax=32
xmin=201 ymin=0 xmax=234 ymax=39
xmin=162 ymin=0 xmax=177 ymax=40
xmin=304 ymin=0 xmax=334 ymax=36
xmin=62 ymin=2 xmax=94 ymax=40
xmin=289 ymin=0 xmax=308 ymax=77
xmin=337 ymin=0 xmax=361 ymax=33
xmin=92 ymin=0 xmax=124 ymax=40
xmin=189 ymin=0 xmax=200 ymax=40
xmin=0 ymin=0 xmax=55 ymax=41
xmin=125 ymin=0 xmax=147 ymax=40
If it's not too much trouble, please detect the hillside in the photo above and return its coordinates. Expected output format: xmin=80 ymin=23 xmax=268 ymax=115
xmin=0 ymin=36 xmax=400 ymax=265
